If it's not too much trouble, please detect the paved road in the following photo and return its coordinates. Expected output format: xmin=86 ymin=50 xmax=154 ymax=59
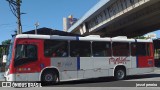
xmin=0 ymin=68 xmax=160 ymax=90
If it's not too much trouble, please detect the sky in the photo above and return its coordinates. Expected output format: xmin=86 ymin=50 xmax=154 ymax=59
xmin=0 ymin=0 xmax=99 ymax=44
xmin=0 ymin=0 xmax=160 ymax=44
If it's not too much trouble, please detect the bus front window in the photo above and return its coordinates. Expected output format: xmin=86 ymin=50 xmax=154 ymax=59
xmin=6 ymin=37 xmax=15 ymax=70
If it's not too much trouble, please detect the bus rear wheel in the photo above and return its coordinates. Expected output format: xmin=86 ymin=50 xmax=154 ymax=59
xmin=41 ymin=71 xmax=58 ymax=84
xmin=114 ymin=68 xmax=126 ymax=80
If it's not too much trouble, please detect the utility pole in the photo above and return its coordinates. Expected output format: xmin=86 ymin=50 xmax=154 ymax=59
xmin=6 ymin=0 xmax=22 ymax=34
xmin=17 ymin=0 xmax=22 ymax=34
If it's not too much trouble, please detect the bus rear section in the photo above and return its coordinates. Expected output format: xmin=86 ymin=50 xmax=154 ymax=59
xmin=154 ymin=39 xmax=160 ymax=67
xmin=128 ymin=41 xmax=154 ymax=76
xmin=4 ymin=34 xmax=155 ymax=82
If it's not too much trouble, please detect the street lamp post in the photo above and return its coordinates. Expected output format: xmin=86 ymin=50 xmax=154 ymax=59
xmin=35 ymin=22 xmax=39 ymax=34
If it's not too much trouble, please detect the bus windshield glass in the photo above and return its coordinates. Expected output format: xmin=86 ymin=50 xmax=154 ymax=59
xmin=6 ymin=37 xmax=15 ymax=69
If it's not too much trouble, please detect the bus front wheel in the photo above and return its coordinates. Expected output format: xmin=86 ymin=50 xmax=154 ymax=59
xmin=114 ymin=68 xmax=126 ymax=80
xmin=41 ymin=70 xmax=58 ymax=84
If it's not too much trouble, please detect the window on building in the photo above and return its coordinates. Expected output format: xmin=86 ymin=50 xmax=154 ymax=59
xmin=92 ymin=42 xmax=111 ymax=57
xmin=70 ymin=41 xmax=91 ymax=57
xmin=121 ymin=0 xmax=127 ymax=9
xmin=130 ymin=0 xmax=135 ymax=5
xmin=112 ymin=42 xmax=130 ymax=56
xmin=44 ymin=40 xmax=68 ymax=57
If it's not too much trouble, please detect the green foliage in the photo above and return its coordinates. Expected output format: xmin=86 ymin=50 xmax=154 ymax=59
xmin=0 ymin=39 xmax=11 ymax=58
xmin=134 ymin=36 xmax=147 ymax=39
xmin=2 ymin=39 xmax=11 ymax=45
xmin=0 ymin=48 xmax=2 ymax=58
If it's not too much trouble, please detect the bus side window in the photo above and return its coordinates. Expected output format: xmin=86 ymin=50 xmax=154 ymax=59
xmin=44 ymin=40 xmax=68 ymax=57
xmin=112 ymin=42 xmax=130 ymax=56
xmin=70 ymin=41 xmax=91 ymax=57
xmin=92 ymin=42 xmax=111 ymax=57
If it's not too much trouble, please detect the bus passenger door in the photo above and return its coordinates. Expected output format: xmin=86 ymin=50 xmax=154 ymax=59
xmin=131 ymin=43 xmax=137 ymax=68
xmin=14 ymin=39 xmax=41 ymax=81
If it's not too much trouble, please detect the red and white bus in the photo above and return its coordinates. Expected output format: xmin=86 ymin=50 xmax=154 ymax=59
xmin=4 ymin=34 xmax=155 ymax=82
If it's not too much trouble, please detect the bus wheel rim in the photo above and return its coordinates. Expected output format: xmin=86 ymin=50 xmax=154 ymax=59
xmin=117 ymin=70 xmax=124 ymax=79
xmin=45 ymin=74 xmax=53 ymax=81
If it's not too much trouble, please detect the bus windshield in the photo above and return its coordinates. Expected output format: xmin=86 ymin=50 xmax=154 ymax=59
xmin=6 ymin=37 xmax=15 ymax=69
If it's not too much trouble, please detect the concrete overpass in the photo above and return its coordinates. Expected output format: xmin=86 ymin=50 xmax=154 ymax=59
xmin=68 ymin=0 xmax=160 ymax=38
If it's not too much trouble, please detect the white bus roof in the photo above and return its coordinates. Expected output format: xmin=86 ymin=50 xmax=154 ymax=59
xmin=15 ymin=34 xmax=153 ymax=43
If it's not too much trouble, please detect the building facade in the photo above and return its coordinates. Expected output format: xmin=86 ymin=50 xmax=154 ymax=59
xmin=63 ymin=15 xmax=78 ymax=32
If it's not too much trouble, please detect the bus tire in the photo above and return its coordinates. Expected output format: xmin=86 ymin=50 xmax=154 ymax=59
xmin=41 ymin=70 xmax=58 ymax=84
xmin=114 ymin=68 xmax=126 ymax=80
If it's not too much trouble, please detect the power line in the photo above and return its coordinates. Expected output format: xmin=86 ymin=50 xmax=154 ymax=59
xmin=6 ymin=0 xmax=22 ymax=34
xmin=0 ymin=24 xmax=16 ymax=29
xmin=0 ymin=24 xmax=11 ymax=26
xmin=0 ymin=23 xmax=16 ymax=26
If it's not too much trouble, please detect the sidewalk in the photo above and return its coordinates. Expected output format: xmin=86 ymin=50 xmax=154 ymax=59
xmin=0 ymin=72 xmax=4 ymax=81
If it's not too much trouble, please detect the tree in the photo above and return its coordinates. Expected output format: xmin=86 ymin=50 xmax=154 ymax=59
xmin=0 ymin=48 xmax=2 ymax=58
xmin=2 ymin=39 xmax=11 ymax=45
xmin=0 ymin=39 xmax=11 ymax=58
xmin=134 ymin=36 xmax=147 ymax=39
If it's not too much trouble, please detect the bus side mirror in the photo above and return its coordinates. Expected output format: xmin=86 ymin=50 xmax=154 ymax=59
xmin=2 ymin=55 xmax=7 ymax=63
